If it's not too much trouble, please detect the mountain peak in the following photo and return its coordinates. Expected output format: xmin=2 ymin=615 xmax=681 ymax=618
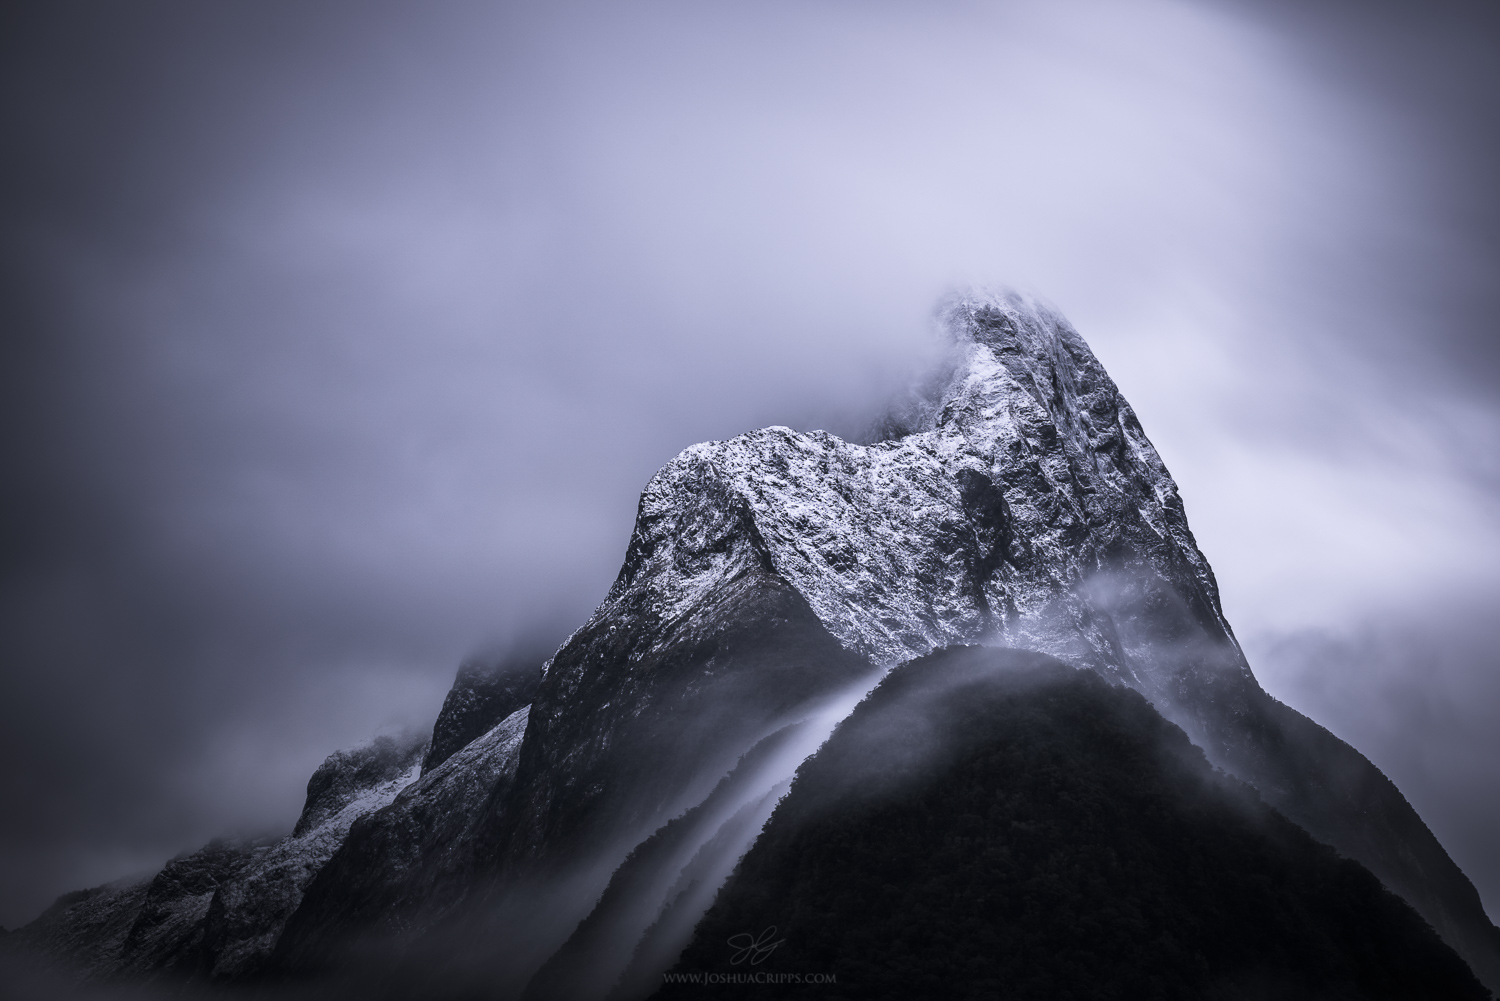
xmin=20 ymin=291 xmax=1499 ymax=999
xmin=614 ymin=287 xmax=1224 ymax=681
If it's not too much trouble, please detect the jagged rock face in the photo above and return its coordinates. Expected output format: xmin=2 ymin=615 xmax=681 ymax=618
xmin=276 ymin=705 xmax=530 ymax=972
xmin=279 ymin=565 xmax=873 ymax=994
xmin=10 ymin=731 xmax=426 ymax=984
xmin=495 ymin=570 xmax=872 ymax=871
xmin=5 ymin=877 xmax=155 ymax=983
xmin=469 ymin=290 xmax=1497 ymax=996
xmin=423 ymin=657 xmax=540 ymax=775
xmin=16 ymin=289 xmax=1498 ymax=997
xmin=513 ymin=293 xmax=1248 ymax=782
xmin=470 ymin=568 xmax=875 ymax=996
xmin=296 ymin=733 xmax=428 ymax=837
xmin=464 ymin=295 xmax=1246 ymax=943
xmin=116 ymin=837 xmax=273 ymax=978
xmin=275 ymin=653 xmax=542 ymax=975
xmin=606 ymin=295 xmax=1231 ymax=683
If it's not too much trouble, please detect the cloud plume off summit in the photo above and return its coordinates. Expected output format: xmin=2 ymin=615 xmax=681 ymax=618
xmin=1 ymin=0 xmax=1498 ymax=940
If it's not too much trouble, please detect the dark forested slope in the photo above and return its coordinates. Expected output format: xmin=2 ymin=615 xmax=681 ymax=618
xmin=665 ymin=646 xmax=1487 ymax=1001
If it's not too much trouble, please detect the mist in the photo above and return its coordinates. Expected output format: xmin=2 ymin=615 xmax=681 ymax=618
xmin=2 ymin=0 xmax=1498 ymax=929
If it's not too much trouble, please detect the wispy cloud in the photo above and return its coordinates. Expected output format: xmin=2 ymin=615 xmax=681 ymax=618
xmin=1 ymin=0 xmax=1497 ymax=926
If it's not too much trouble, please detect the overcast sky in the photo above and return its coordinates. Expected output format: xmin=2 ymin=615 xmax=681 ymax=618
xmin=2 ymin=0 xmax=1498 ymax=929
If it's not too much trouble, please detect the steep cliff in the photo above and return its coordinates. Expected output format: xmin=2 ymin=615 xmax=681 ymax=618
xmin=423 ymin=653 xmax=541 ymax=775
xmin=9 ymin=731 xmax=426 ymax=984
xmin=447 ymin=290 xmax=1496 ymax=995
xmin=666 ymin=645 xmax=1488 ymax=1001
xmin=17 ymin=289 xmax=1498 ymax=998
xmin=275 ymin=705 xmax=530 ymax=973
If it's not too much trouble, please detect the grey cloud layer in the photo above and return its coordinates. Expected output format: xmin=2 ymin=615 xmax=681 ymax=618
xmin=1 ymin=0 xmax=1497 ymax=927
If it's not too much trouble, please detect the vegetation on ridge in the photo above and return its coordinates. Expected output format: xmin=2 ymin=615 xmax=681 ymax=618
xmin=664 ymin=647 xmax=1486 ymax=1001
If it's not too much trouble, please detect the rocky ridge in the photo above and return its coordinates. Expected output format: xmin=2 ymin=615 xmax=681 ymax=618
xmin=464 ymin=289 xmax=1499 ymax=996
xmin=276 ymin=704 xmax=531 ymax=966
xmin=423 ymin=654 xmax=541 ymax=775
xmin=12 ymin=288 xmax=1500 ymax=998
xmin=9 ymin=731 xmax=427 ymax=984
xmin=667 ymin=646 xmax=1490 ymax=1000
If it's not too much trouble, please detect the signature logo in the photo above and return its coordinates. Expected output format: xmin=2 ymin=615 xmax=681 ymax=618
xmin=727 ymin=926 xmax=785 ymax=966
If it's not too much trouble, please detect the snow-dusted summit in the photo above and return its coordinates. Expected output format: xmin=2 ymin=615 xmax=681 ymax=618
xmin=616 ymin=291 xmax=1233 ymax=686
xmin=15 ymin=289 xmax=1500 ymax=999
xmin=393 ymin=289 xmax=1485 ymax=998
